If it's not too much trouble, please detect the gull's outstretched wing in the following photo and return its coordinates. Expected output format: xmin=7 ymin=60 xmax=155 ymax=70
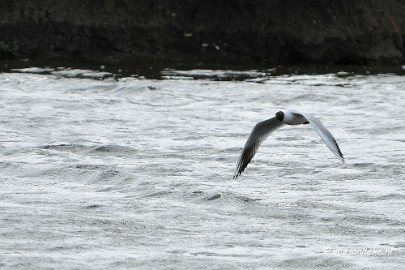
xmin=291 ymin=109 xmax=345 ymax=163
xmin=234 ymin=117 xmax=284 ymax=178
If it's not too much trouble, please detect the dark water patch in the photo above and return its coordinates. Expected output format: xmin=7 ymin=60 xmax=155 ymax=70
xmin=393 ymin=242 xmax=405 ymax=248
xmin=187 ymin=189 xmax=265 ymax=206
xmin=89 ymin=144 xmax=137 ymax=155
xmin=213 ymin=192 xmax=264 ymax=206
xmin=339 ymin=215 xmax=396 ymax=226
xmin=355 ymin=194 xmax=378 ymax=203
xmin=92 ymin=169 xmax=135 ymax=185
xmin=141 ymin=190 xmax=173 ymax=198
xmin=40 ymin=143 xmax=83 ymax=151
xmin=191 ymin=190 xmax=204 ymax=196
xmin=185 ymin=190 xmax=222 ymax=202
xmin=96 ymin=187 xmax=118 ymax=192
xmin=21 ymin=163 xmax=98 ymax=179
xmin=10 ymin=66 xmax=114 ymax=80
xmin=98 ymin=169 xmax=120 ymax=179
xmin=6 ymin=59 xmax=405 ymax=84
xmin=24 ymin=162 xmax=135 ymax=186
xmin=74 ymin=164 xmax=104 ymax=170
xmin=161 ymin=68 xmax=269 ymax=81
xmin=207 ymin=193 xmax=222 ymax=200
xmin=223 ymin=193 xmax=262 ymax=204
xmin=277 ymin=256 xmax=356 ymax=270
xmin=327 ymin=221 xmax=404 ymax=238
xmin=190 ymin=251 xmax=253 ymax=258
xmin=40 ymin=143 xmax=138 ymax=158
xmin=352 ymin=162 xmax=375 ymax=168
xmin=85 ymin=204 xmax=104 ymax=209
xmin=376 ymin=193 xmax=405 ymax=201
xmin=356 ymin=193 xmax=405 ymax=203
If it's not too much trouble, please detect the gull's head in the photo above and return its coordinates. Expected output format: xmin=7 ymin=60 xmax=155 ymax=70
xmin=275 ymin=111 xmax=284 ymax=121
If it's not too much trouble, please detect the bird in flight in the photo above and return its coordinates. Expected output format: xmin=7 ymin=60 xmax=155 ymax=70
xmin=234 ymin=109 xmax=344 ymax=178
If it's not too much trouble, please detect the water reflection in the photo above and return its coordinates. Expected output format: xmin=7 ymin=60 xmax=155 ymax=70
xmin=2 ymin=59 xmax=405 ymax=80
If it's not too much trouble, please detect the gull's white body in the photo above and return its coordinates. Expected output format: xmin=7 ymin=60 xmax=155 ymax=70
xmin=280 ymin=109 xmax=308 ymax=125
xmin=234 ymin=108 xmax=344 ymax=178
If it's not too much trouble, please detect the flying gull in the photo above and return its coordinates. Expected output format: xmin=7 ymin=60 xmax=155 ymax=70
xmin=234 ymin=109 xmax=344 ymax=178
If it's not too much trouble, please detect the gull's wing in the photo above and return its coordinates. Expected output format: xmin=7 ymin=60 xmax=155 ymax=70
xmin=234 ymin=117 xmax=284 ymax=178
xmin=290 ymin=109 xmax=345 ymax=163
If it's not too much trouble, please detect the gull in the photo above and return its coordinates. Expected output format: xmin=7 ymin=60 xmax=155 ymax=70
xmin=234 ymin=109 xmax=344 ymax=178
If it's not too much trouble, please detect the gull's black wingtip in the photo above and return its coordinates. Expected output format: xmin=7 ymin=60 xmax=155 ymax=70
xmin=233 ymin=168 xmax=241 ymax=179
xmin=233 ymin=162 xmax=248 ymax=179
xmin=337 ymin=147 xmax=345 ymax=164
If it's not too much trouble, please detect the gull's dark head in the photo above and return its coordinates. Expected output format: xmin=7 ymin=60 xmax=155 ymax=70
xmin=275 ymin=111 xmax=284 ymax=121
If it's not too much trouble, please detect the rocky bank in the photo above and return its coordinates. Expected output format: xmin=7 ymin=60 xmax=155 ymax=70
xmin=1 ymin=0 xmax=405 ymax=65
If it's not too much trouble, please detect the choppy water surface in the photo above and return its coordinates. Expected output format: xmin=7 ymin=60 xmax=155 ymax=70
xmin=0 ymin=67 xmax=404 ymax=269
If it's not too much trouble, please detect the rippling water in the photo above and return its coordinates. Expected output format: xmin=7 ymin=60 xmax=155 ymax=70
xmin=0 ymin=68 xmax=404 ymax=269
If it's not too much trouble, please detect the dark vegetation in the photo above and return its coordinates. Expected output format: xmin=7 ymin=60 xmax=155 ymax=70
xmin=1 ymin=0 xmax=405 ymax=65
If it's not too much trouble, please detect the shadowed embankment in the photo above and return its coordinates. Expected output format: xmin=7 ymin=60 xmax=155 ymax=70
xmin=1 ymin=0 xmax=405 ymax=65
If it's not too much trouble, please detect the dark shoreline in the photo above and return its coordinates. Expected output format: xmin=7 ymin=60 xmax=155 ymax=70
xmin=3 ymin=59 xmax=405 ymax=80
xmin=1 ymin=0 xmax=405 ymax=66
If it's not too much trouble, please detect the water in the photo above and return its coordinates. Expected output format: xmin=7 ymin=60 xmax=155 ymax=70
xmin=0 ymin=67 xmax=404 ymax=269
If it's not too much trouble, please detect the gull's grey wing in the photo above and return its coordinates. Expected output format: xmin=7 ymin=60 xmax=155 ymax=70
xmin=290 ymin=109 xmax=345 ymax=163
xmin=234 ymin=117 xmax=284 ymax=178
